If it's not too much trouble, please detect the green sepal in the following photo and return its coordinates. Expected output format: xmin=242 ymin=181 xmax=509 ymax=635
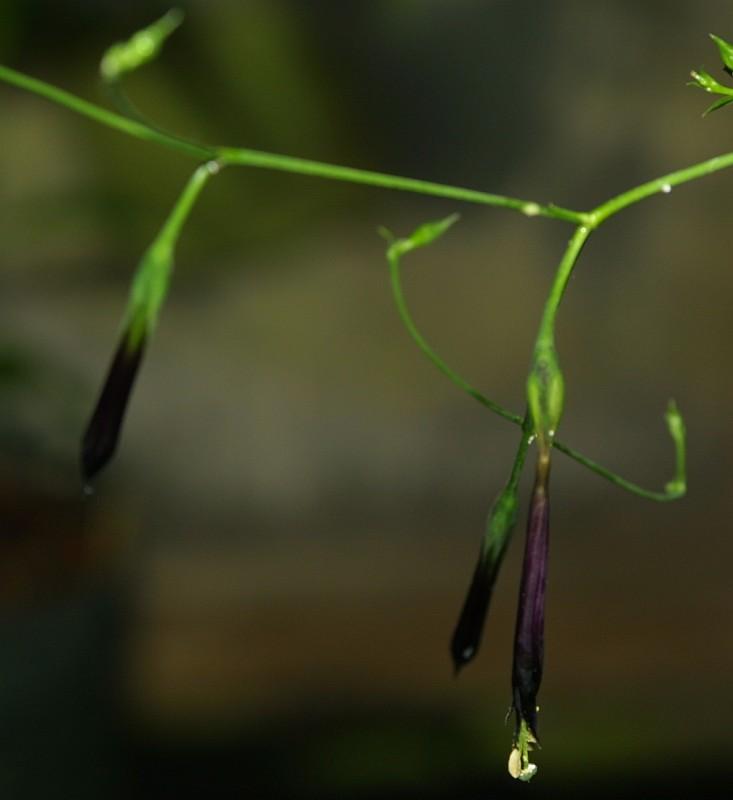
xmin=100 ymin=9 xmax=184 ymax=81
xmin=527 ymin=343 xmax=564 ymax=450
xmin=710 ymin=33 xmax=733 ymax=74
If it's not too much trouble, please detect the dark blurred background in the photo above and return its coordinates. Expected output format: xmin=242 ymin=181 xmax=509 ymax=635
xmin=1 ymin=1 xmax=732 ymax=798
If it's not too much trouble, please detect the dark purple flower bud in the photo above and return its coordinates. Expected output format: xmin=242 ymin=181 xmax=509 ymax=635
xmin=451 ymin=557 xmax=497 ymax=673
xmin=450 ymin=486 xmax=518 ymax=673
xmin=80 ymin=325 xmax=145 ymax=484
xmin=508 ymin=455 xmax=550 ymax=780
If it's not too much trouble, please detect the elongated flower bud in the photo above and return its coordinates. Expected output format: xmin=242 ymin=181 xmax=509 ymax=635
xmin=81 ymin=324 xmax=145 ymax=483
xmin=509 ymin=455 xmax=550 ymax=780
xmin=79 ymin=162 xmax=217 ymax=486
xmin=450 ymin=485 xmax=519 ymax=673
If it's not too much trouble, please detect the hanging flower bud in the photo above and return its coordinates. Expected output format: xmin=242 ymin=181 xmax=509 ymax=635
xmin=508 ymin=454 xmax=550 ymax=781
xmin=79 ymin=162 xmax=217 ymax=486
xmin=450 ymin=483 xmax=519 ymax=673
xmin=79 ymin=240 xmax=171 ymax=486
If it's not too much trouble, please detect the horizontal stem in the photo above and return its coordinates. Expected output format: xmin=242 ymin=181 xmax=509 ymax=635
xmin=0 ymin=62 xmax=586 ymax=221
xmin=216 ymin=147 xmax=586 ymax=221
xmin=552 ymin=439 xmax=684 ymax=502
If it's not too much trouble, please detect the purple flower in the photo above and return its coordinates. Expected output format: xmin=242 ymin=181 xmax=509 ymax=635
xmin=508 ymin=453 xmax=550 ymax=780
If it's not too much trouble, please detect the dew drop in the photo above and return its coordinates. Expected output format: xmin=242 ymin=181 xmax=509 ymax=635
xmin=522 ymin=202 xmax=541 ymax=217
xmin=661 ymin=183 xmax=672 ymax=194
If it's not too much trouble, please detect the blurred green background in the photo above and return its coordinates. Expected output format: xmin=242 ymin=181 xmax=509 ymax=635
xmin=1 ymin=1 xmax=732 ymax=798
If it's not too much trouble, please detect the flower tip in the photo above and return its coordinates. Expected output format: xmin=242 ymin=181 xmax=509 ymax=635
xmin=508 ymin=747 xmax=538 ymax=782
xmin=80 ymin=331 xmax=145 ymax=484
xmin=450 ymin=641 xmax=476 ymax=675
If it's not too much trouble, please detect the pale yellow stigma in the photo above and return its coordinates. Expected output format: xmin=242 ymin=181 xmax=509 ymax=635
xmin=508 ymin=719 xmax=539 ymax=781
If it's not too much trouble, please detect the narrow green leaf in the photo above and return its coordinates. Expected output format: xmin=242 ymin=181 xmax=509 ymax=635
xmin=703 ymin=95 xmax=733 ymax=116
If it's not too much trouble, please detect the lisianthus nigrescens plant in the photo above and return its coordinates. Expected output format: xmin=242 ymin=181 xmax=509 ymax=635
xmin=7 ymin=10 xmax=729 ymax=780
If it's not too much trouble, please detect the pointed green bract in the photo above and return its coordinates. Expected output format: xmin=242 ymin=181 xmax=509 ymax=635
xmin=710 ymin=33 xmax=733 ymax=73
xmin=100 ymin=8 xmax=184 ymax=81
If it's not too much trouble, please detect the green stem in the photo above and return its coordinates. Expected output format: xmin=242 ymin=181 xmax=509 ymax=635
xmin=388 ymin=240 xmax=522 ymax=426
xmin=507 ymin=414 xmax=534 ymax=492
xmin=536 ymin=224 xmax=593 ymax=348
xmin=553 ymin=438 xmax=684 ymax=502
xmin=216 ymin=147 xmax=585 ymax=221
xmin=589 ymin=152 xmax=733 ymax=225
xmin=0 ymin=63 xmax=584 ymax=221
xmin=0 ymin=64 xmax=215 ymax=161
xmin=154 ymin=160 xmax=219 ymax=254
xmin=127 ymin=159 xmax=220 ymax=341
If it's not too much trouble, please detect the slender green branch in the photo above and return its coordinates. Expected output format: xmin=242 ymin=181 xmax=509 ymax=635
xmin=589 ymin=152 xmax=733 ymax=226
xmin=385 ymin=218 xmax=685 ymax=501
xmin=0 ymin=63 xmax=585 ymax=222
xmin=385 ymin=216 xmax=522 ymax=426
xmin=0 ymin=63 xmax=215 ymax=160
xmin=216 ymin=147 xmax=585 ymax=222
xmin=536 ymin=225 xmax=592 ymax=343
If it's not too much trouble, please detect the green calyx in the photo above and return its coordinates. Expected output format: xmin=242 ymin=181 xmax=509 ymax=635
xmin=527 ymin=343 xmax=564 ymax=452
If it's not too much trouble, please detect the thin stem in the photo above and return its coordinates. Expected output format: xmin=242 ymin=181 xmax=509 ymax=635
xmin=0 ymin=63 xmax=585 ymax=222
xmin=508 ymin=414 xmax=534 ymax=492
xmin=0 ymin=64 xmax=215 ymax=161
xmin=153 ymin=160 xmax=220 ymax=255
xmin=552 ymin=439 xmax=684 ymax=502
xmin=589 ymin=151 xmax=733 ymax=225
xmin=535 ymin=224 xmax=593 ymax=347
xmin=388 ymin=239 xmax=522 ymax=426
xmin=216 ymin=147 xmax=585 ymax=222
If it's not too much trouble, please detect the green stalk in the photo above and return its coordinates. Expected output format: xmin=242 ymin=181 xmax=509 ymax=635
xmin=0 ymin=63 xmax=584 ymax=222
xmin=589 ymin=152 xmax=733 ymax=225
xmin=0 ymin=64 xmax=215 ymax=161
